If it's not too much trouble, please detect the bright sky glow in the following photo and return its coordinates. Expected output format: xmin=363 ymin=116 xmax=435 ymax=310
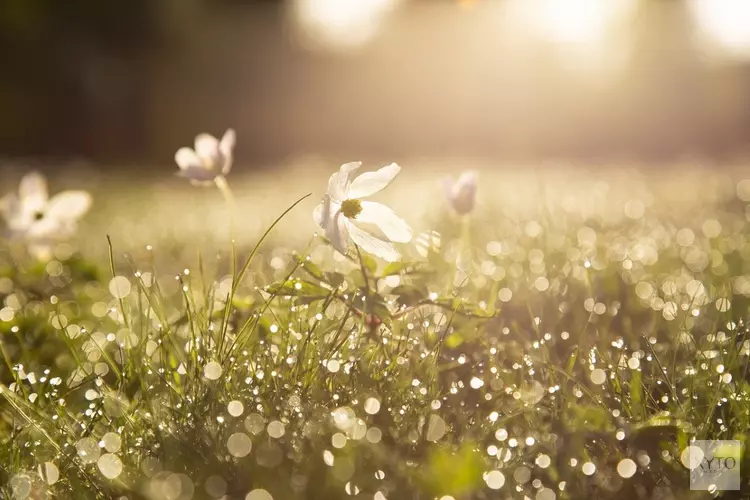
xmin=690 ymin=0 xmax=750 ymax=58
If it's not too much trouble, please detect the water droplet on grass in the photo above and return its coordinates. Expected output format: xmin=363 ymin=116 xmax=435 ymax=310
xmin=227 ymin=433 xmax=252 ymax=458
xmin=484 ymin=470 xmax=505 ymax=489
xmin=10 ymin=473 xmax=32 ymax=499
xmin=536 ymin=454 xmax=551 ymax=468
xmin=228 ymin=400 xmax=244 ymax=417
xmin=617 ymin=458 xmax=637 ymax=478
xmin=41 ymin=462 xmax=59 ymax=485
xmin=246 ymin=489 xmax=273 ymax=500
xmin=102 ymin=432 xmax=122 ymax=453
xmin=109 ymin=276 xmax=131 ymax=298
xmin=426 ymin=414 xmax=446 ymax=442
xmin=204 ymin=361 xmax=222 ymax=380
xmin=204 ymin=475 xmax=227 ymax=498
xmin=590 ymin=369 xmax=606 ymax=385
xmin=364 ymin=397 xmax=381 ymax=414
xmin=582 ymin=462 xmax=596 ymax=476
xmin=97 ymin=453 xmax=123 ymax=479
xmin=76 ymin=437 xmax=101 ymax=464
xmin=267 ymin=421 xmax=285 ymax=439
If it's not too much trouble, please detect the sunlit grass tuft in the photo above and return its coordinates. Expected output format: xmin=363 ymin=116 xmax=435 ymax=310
xmin=1 ymin=165 xmax=749 ymax=499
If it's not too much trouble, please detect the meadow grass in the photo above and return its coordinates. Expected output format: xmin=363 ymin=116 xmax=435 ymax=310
xmin=0 ymin=165 xmax=749 ymax=499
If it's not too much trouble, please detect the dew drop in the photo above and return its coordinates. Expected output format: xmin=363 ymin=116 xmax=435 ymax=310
xmin=535 ymin=454 xmax=551 ymax=468
xmin=513 ymin=466 xmax=531 ymax=484
xmin=245 ymin=413 xmax=266 ymax=435
xmin=366 ymin=427 xmax=382 ymax=443
xmin=617 ymin=458 xmax=637 ymax=478
xmin=42 ymin=462 xmax=59 ymax=485
xmin=204 ymin=475 xmax=228 ymax=498
xmin=204 ymin=361 xmax=222 ymax=380
xmin=470 ymin=377 xmax=484 ymax=389
xmin=590 ymin=369 xmax=606 ymax=385
xmin=332 ymin=433 xmax=347 ymax=449
xmin=364 ymin=397 xmax=381 ymax=415
xmin=102 ymin=432 xmax=122 ymax=453
xmin=680 ymin=446 xmax=704 ymax=470
xmin=267 ymin=421 xmax=285 ymax=439
xmin=245 ymin=489 xmax=273 ymax=500
xmin=227 ymin=432 xmax=252 ymax=458
xmin=97 ymin=453 xmax=123 ymax=479
xmin=109 ymin=276 xmax=132 ymax=299
xmin=76 ymin=437 xmax=101 ymax=464
xmin=228 ymin=400 xmax=244 ymax=417
xmin=484 ymin=470 xmax=505 ymax=489
xmin=10 ymin=473 xmax=32 ymax=499
xmin=536 ymin=488 xmax=556 ymax=500
xmin=426 ymin=414 xmax=446 ymax=442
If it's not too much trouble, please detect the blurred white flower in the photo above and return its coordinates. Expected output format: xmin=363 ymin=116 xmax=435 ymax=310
xmin=174 ymin=129 xmax=236 ymax=185
xmin=313 ymin=162 xmax=412 ymax=262
xmin=444 ymin=171 xmax=477 ymax=215
xmin=0 ymin=172 xmax=92 ymax=259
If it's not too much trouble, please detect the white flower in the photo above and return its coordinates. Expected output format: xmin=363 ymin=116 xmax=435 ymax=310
xmin=444 ymin=171 xmax=477 ymax=215
xmin=313 ymin=162 xmax=412 ymax=262
xmin=0 ymin=172 xmax=92 ymax=258
xmin=174 ymin=129 xmax=236 ymax=184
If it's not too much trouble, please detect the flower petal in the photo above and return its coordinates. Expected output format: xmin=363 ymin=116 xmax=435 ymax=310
xmin=328 ymin=211 xmax=350 ymax=256
xmin=447 ymin=171 xmax=477 ymax=215
xmin=19 ymin=171 xmax=48 ymax=214
xmin=347 ymin=162 xmax=401 ymax=199
xmin=346 ymin=220 xmax=401 ymax=262
xmin=175 ymin=147 xmax=201 ymax=170
xmin=313 ymin=195 xmax=339 ymax=229
xmin=313 ymin=202 xmax=325 ymax=229
xmin=0 ymin=194 xmax=20 ymax=224
xmin=443 ymin=176 xmax=456 ymax=199
xmin=357 ymin=201 xmax=412 ymax=243
xmin=327 ymin=162 xmax=362 ymax=202
xmin=219 ymin=129 xmax=236 ymax=175
xmin=44 ymin=191 xmax=92 ymax=223
xmin=194 ymin=133 xmax=219 ymax=161
xmin=457 ymin=170 xmax=478 ymax=188
xmin=26 ymin=217 xmax=69 ymax=241
xmin=219 ymin=129 xmax=236 ymax=157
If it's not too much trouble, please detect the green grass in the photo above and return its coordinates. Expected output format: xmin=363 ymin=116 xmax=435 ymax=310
xmin=1 ymin=165 xmax=749 ymax=499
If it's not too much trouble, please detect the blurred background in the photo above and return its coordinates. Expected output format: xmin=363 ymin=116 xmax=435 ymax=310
xmin=1 ymin=0 xmax=750 ymax=171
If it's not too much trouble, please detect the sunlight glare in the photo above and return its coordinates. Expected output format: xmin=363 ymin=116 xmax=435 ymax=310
xmin=690 ymin=0 xmax=750 ymax=58
xmin=293 ymin=0 xmax=401 ymax=50
xmin=533 ymin=0 xmax=632 ymax=46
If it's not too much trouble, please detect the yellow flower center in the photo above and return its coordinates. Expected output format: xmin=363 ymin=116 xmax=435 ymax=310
xmin=340 ymin=199 xmax=362 ymax=219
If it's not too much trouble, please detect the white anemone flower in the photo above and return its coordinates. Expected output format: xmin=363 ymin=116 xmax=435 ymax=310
xmin=444 ymin=170 xmax=477 ymax=215
xmin=0 ymin=172 xmax=92 ymax=259
xmin=174 ymin=129 xmax=236 ymax=185
xmin=313 ymin=162 xmax=412 ymax=262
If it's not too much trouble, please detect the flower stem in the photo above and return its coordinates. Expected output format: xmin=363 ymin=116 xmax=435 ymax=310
xmin=457 ymin=214 xmax=471 ymax=271
xmin=214 ymin=175 xmax=236 ymax=239
xmin=355 ymin=244 xmax=371 ymax=300
xmin=214 ymin=175 xmax=236 ymax=209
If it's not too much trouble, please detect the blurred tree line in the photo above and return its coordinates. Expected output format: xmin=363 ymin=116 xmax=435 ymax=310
xmin=0 ymin=0 xmax=279 ymax=164
xmin=1 ymin=0 xmax=749 ymax=168
xmin=0 ymin=0 xmax=163 ymax=160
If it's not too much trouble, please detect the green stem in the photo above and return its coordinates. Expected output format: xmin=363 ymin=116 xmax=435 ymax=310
xmin=214 ymin=174 xmax=236 ymax=240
